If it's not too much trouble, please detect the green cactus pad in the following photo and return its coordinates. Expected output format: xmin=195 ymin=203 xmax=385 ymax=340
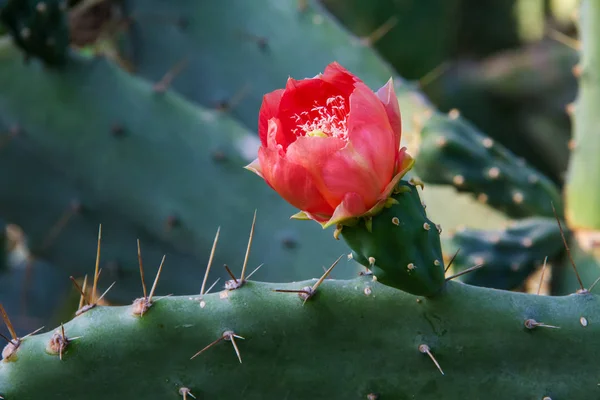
xmin=340 ymin=180 xmax=445 ymax=296
xmin=1 ymin=278 xmax=599 ymax=399
xmin=442 ymin=217 xmax=564 ymax=290
xmin=565 ymin=0 xmax=600 ymax=230
xmin=414 ymin=112 xmax=563 ymax=219
xmin=0 ymin=41 xmax=349 ymax=302
xmin=0 ymin=0 xmax=69 ymax=65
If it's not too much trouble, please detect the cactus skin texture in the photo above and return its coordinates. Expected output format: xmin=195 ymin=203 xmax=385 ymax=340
xmin=1 ymin=277 xmax=599 ymax=399
xmin=340 ymin=180 xmax=445 ymax=297
xmin=442 ymin=218 xmax=564 ymax=290
xmin=0 ymin=42 xmax=350 ymax=301
xmin=0 ymin=0 xmax=69 ymax=65
xmin=565 ymin=0 xmax=600 ymax=231
xmin=414 ymin=112 xmax=563 ymax=219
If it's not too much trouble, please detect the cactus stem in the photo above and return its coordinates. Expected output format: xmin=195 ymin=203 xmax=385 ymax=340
xmin=418 ymin=344 xmax=444 ymax=375
xmin=240 ymin=210 xmax=257 ymax=282
xmin=179 ymin=387 xmax=196 ymax=399
xmin=444 ymin=248 xmax=461 ymax=273
xmin=153 ymin=58 xmax=189 ymax=93
xmin=537 ymin=257 xmax=549 ymax=295
xmin=524 ymin=319 xmax=560 ymax=330
xmin=445 ymin=263 xmax=485 ymax=282
xmin=552 ymin=202 xmax=586 ymax=292
xmin=200 ymin=227 xmax=221 ymax=296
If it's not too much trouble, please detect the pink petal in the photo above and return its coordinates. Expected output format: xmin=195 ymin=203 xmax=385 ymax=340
xmin=258 ymin=89 xmax=284 ymax=147
xmin=321 ymin=62 xmax=360 ymax=99
xmin=264 ymin=118 xmax=290 ymax=150
xmin=376 ymin=78 xmax=402 ymax=149
xmin=347 ymin=82 xmax=397 ymax=189
xmin=258 ymin=144 xmax=333 ymax=217
xmin=286 ymin=136 xmax=382 ymax=209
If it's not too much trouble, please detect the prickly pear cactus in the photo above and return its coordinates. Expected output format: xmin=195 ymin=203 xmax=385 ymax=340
xmin=0 ymin=0 xmax=69 ymax=65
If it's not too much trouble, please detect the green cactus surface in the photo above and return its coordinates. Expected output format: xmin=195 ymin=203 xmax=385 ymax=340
xmin=413 ymin=112 xmax=563 ymax=219
xmin=442 ymin=217 xmax=564 ymax=290
xmin=0 ymin=41 xmax=351 ymax=300
xmin=0 ymin=0 xmax=69 ymax=65
xmin=0 ymin=276 xmax=599 ymax=399
xmin=565 ymin=0 xmax=600 ymax=231
xmin=340 ymin=180 xmax=446 ymax=297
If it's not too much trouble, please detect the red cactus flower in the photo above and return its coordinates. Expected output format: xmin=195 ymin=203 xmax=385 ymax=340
xmin=246 ymin=62 xmax=414 ymax=228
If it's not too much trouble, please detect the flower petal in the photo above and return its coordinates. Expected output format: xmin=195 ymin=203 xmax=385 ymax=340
xmin=286 ymin=136 xmax=382 ymax=209
xmin=322 ymin=192 xmax=368 ymax=228
xmin=258 ymin=89 xmax=284 ymax=146
xmin=244 ymin=157 xmax=263 ymax=178
xmin=277 ymin=77 xmax=351 ymax=148
xmin=347 ymin=82 xmax=397 ymax=188
xmin=258 ymin=143 xmax=333 ymax=216
xmin=321 ymin=62 xmax=360 ymax=99
xmin=376 ymin=78 xmax=402 ymax=148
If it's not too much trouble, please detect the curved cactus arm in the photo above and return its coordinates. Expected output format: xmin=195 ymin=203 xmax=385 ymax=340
xmin=410 ymin=111 xmax=562 ymax=219
xmin=0 ymin=277 xmax=599 ymax=399
xmin=441 ymin=217 xmax=564 ymax=290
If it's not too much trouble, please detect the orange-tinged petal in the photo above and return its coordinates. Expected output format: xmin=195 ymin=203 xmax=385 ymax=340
xmin=347 ymin=82 xmax=396 ymax=189
xmin=258 ymin=145 xmax=333 ymax=217
xmin=258 ymin=89 xmax=284 ymax=146
xmin=376 ymin=78 xmax=402 ymax=149
xmin=321 ymin=62 xmax=360 ymax=98
xmin=286 ymin=136 xmax=381 ymax=209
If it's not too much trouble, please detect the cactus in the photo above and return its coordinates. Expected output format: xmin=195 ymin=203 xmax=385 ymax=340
xmin=0 ymin=41 xmax=356 ymax=301
xmin=565 ymin=1 xmax=600 ymax=231
xmin=340 ymin=180 xmax=445 ymax=297
xmin=0 ymin=0 xmax=69 ymax=65
xmin=413 ymin=112 xmax=563 ymax=219
xmin=421 ymin=41 xmax=576 ymax=185
xmin=1 ymin=273 xmax=599 ymax=399
xmin=442 ymin=218 xmax=563 ymax=290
